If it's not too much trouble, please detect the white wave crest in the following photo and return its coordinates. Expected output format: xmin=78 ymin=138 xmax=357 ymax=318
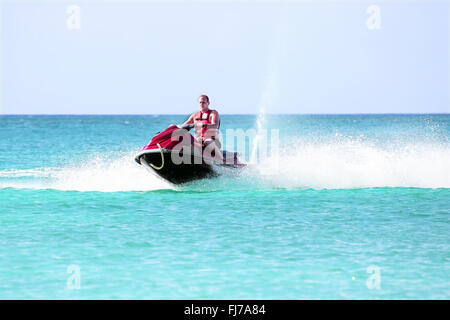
xmin=1 ymin=140 xmax=449 ymax=192
xmin=249 ymin=139 xmax=450 ymax=189
xmin=0 ymin=151 xmax=173 ymax=192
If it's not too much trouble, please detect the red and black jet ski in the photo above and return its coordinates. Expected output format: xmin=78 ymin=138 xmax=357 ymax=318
xmin=135 ymin=124 xmax=246 ymax=184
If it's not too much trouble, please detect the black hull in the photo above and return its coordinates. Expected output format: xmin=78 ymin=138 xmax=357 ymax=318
xmin=139 ymin=152 xmax=218 ymax=185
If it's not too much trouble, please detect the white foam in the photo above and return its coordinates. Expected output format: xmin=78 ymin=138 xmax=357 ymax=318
xmin=249 ymin=139 xmax=450 ymax=189
xmin=0 ymin=151 xmax=174 ymax=192
xmin=1 ymin=140 xmax=449 ymax=192
xmin=0 ymin=168 xmax=53 ymax=178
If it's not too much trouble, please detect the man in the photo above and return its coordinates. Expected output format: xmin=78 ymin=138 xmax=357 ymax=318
xmin=182 ymin=94 xmax=223 ymax=162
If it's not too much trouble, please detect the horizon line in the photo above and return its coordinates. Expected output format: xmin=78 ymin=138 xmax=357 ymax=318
xmin=1 ymin=112 xmax=449 ymax=116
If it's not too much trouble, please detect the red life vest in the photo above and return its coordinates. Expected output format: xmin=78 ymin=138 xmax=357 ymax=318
xmin=194 ymin=109 xmax=220 ymax=142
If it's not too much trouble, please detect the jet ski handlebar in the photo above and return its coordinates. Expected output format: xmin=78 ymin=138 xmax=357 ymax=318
xmin=178 ymin=123 xmax=194 ymax=131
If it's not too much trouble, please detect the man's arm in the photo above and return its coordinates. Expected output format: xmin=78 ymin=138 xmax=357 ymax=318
xmin=208 ymin=111 xmax=220 ymax=129
xmin=179 ymin=113 xmax=196 ymax=130
xmin=182 ymin=113 xmax=195 ymax=125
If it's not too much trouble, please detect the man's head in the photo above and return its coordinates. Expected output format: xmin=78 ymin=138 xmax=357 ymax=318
xmin=198 ymin=94 xmax=210 ymax=111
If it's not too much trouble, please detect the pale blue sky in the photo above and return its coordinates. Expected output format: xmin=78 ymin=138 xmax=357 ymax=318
xmin=1 ymin=0 xmax=449 ymax=114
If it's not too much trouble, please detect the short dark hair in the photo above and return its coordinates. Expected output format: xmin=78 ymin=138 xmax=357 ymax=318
xmin=199 ymin=94 xmax=209 ymax=103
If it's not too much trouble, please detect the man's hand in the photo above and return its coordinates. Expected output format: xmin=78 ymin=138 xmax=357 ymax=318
xmin=179 ymin=123 xmax=194 ymax=130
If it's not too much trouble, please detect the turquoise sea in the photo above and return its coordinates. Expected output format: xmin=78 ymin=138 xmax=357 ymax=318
xmin=0 ymin=114 xmax=449 ymax=299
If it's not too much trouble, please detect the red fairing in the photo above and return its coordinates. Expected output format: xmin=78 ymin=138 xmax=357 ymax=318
xmin=140 ymin=125 xmax=195 ymax=151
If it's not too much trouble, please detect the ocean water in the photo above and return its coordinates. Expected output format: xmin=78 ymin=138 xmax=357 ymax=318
xmin=0 ymin=114 xmax=449 ymax=299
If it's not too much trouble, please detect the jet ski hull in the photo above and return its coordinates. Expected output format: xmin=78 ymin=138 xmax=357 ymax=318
xmin=137 ymin=151 xmax=218 ymax=185
xmin=135 ymin=125 xmax=246 ymax=185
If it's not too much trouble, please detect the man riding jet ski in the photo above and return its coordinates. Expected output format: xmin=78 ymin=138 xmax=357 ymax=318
xmin=135 ymin=95 xmax=245 ymax=184
xmin=181 ymin=94 xmax=223 ymax=162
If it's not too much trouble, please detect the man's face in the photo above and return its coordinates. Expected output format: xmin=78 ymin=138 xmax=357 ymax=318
xmin=198 ymin=97 xmax=209 ymax=111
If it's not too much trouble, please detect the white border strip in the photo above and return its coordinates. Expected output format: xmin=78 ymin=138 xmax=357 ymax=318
xmin=0 ymin=1 xmax=3 ymax=114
